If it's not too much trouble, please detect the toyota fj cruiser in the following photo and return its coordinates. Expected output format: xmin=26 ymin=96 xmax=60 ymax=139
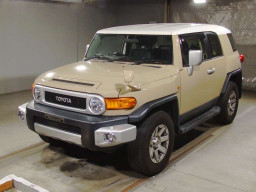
xmin=18 ymin=23 xmax=243 ymax=176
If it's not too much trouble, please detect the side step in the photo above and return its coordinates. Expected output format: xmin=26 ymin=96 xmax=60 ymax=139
xmin=179 ymin=106 xmax=221 ymax=134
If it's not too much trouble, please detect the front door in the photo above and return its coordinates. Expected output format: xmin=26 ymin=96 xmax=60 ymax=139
xmin=179 ymin=33 xmax=216 ymax=117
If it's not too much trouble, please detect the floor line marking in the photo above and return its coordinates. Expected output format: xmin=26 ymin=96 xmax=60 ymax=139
xmin=173 ymin=169 xmax=246 ymax=192
xmin=120 ymin=179 xmax=147 ymax=192
xmin=169 ymin=134 xmax=213 ymax=165
xmin=0 ymin=142 xmax=44 ymax=160
xmin=120 ymin=133 xmax=214 ymax=192
xmin=95 ymin=177 xmax=133 ymax=192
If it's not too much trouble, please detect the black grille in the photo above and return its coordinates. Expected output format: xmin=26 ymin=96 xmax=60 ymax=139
xmin=45 ymin=91 xmax=86 ymax=109
xmin=34 ymin=117 xmax=81 ymax=134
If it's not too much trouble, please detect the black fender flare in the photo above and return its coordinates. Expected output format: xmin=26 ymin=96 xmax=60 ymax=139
xmin=221 ymin=68 xmax=242 ymax=98
xmin=128 ymin=95 xmax=179 ymax=132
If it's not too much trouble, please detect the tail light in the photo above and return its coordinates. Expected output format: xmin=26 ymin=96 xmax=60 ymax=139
xmin=240 ymin=54 xmax=245 ymax=63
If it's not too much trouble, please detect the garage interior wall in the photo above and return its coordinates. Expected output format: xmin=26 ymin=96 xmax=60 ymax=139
xmin=0 ymin=0 xmax=117 ymax=94
xmin=169 ymin=0 xmax=256 ymax=90
xmin=0 ymin=0 xmax=166 ymax=95
xmin=2 ymin=0 xmax=255 ymax=95
xmin=116 ymin=0 xmax=165 ymax=25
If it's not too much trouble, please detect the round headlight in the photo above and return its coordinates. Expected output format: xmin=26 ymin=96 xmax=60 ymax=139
xmin=33 ymin=86 xmax=41 ymax=101
xmin=89 ymin=97 xmax=104 ymax=114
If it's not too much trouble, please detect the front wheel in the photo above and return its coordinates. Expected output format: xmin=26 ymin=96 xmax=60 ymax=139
xmin=215 ymin=81 xmax=239 ymax=124
xmin=127 ymin=111 xmax=175 ymax=176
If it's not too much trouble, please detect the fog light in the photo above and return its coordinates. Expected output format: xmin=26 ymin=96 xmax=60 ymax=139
xmin=104 ymin=133 xmax=116 ymax=143
xmin=18 ymin=110 xmax=25 ymax=120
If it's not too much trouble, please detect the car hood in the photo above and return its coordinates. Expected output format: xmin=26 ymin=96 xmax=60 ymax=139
xmin=35 ymin=60 xmax=179 ymax=97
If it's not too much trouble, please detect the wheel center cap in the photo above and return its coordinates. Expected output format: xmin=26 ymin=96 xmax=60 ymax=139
xmin=152 ymin=137 xmax=160 ymax=148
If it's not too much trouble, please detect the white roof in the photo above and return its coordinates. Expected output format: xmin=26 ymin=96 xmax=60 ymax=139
xmin=97 ymin=23 xmax=231 ymax=35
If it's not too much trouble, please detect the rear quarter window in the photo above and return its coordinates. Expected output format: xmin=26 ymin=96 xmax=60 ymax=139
xmin=227 ymin=33 xmax=237 ymax=52
xmin=206 ymin=33 xmax=223 ymax=58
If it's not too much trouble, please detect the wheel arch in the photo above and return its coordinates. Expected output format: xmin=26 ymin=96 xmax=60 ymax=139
xmin=221 ymin=68 xmax=242 ymax=99
xmin=128 ymin=95 xmax=180 ymax=134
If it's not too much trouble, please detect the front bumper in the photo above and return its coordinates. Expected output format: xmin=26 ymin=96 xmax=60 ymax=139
xmin=18 ymin=101 xmax=136 ymax=151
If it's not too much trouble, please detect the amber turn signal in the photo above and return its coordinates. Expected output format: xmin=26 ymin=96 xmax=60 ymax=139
xmin=32 ymin=83 xmax=35 ymax=95
xmin=105 ymin=98 xmax=136 ymax=110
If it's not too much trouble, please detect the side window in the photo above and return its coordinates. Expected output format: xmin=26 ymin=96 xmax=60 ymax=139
xmin=227 ymin=33 xmax=237 ymax=52
xmin=180 ymin=33 xmax=208 ymax=67
xmin=206 ymin=33 xmax=223 ymax=57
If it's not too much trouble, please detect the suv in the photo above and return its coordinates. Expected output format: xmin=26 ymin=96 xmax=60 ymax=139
xmin=18 ymin=23 xmax=243 ymax=176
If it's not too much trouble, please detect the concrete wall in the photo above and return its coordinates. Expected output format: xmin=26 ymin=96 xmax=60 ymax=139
xmin=0 ymin=0 xmax=117 ymax=94
xmin=116 ymin=0 xmax=165 ymax=26
xmin=0 ymin=0 xmax=166 ymax=94
xmin=3 ymin=0 xmax=254 ymax=94
xmin=169 ymin=0 xmax=256 ymax=89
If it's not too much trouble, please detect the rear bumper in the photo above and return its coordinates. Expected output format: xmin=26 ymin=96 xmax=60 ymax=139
xmin=18 ymin=101 xmax=137 ymax=151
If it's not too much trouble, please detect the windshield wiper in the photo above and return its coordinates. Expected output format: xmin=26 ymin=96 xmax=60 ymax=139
xmin=84 ymin=55 xmax=113 ymax=62
xmin=132 ymin=60 xmax=163 ymax=65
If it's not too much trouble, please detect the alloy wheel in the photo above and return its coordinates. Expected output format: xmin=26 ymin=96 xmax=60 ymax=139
xmin=227 ymin=90 xmax=237 ymax=116
xmin=149 ymin=124 xmax=169 ymax=163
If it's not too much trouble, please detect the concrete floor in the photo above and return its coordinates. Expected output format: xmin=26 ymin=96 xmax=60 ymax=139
xmin=0 ymin=91 xmax=42 ymax=157
xmin=0 ymin=91 xmax=255 ymax=192
xmin=134 ymin=92 xmax=256 ymax=192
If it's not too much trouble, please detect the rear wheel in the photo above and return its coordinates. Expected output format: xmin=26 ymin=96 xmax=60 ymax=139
xmin=127 ymin=111 xmax=175 ymax=176
xmin=216 ymin=82 xmax=239 ymax=124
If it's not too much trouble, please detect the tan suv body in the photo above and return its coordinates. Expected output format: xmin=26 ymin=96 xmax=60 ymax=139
xmin=18 ymin=23 xmax=242 ymax=176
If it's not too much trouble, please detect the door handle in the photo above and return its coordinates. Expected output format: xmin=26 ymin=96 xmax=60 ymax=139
xmin=207 ymin=68 xmax=216 ymax=75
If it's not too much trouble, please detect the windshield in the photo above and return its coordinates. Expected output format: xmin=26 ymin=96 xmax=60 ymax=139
xmin=86 ymin=34 xmax=173 ymax=64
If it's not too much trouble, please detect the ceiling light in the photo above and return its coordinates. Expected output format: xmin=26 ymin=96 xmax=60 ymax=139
xmin=194 ymin=0 xmax=206 ymax=3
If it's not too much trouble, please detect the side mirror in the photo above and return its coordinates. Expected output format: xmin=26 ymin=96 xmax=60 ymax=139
xmin=189 ymin=50 xmax=203 ymax=66
xmin=84 ymin=44 xmax=90 ymax=59
xmin=187 ymin=50 xmax=203 ymax=76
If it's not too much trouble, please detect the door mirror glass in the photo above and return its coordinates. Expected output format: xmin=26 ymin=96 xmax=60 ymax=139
xmin=189 ymin=50 xmax=203 ymax=66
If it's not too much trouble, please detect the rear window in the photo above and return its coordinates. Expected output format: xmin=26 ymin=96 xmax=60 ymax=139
xmin=227 ymin=33 xmax=237 ymax=52
xmin=206 ymin=33 xmax=223 ymax=57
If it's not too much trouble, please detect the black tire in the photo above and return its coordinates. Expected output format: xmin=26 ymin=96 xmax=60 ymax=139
xmin=39 ymin=135 xmax=65 ymax=147
xmin=127 ymin=111 xmax=175 ymax=176
xmin=216 ymin=81 xmax=239 ymax=124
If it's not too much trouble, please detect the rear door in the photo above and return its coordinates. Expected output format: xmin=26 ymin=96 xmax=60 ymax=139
xmin=204 ymin=32 xmax=226 ymax=98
